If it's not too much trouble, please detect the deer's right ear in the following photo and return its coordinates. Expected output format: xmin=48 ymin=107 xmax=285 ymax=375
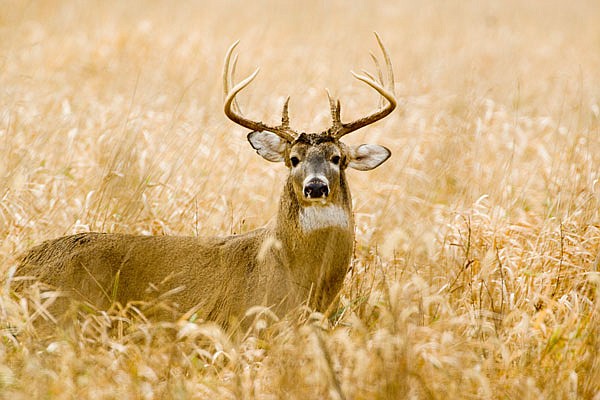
xmin=247 ymin=131 xmax=287 ymax=162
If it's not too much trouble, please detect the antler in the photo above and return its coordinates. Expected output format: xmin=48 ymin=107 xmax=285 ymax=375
xmin=330 ymin=32 xmax=397 ymax=139
xmin=223 ymin=41 xmax=297 ymax=142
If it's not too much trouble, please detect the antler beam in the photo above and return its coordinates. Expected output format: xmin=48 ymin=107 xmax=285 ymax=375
xmin=332 ymin=32 xmax=397 ymax=139
xmin=223 ymin=41 xmax=297 ymax=142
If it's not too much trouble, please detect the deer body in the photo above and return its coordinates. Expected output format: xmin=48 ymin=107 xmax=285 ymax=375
xmin=19 ymin=197 xmax=352 ymax=325
xmin=16 ymin=35 xmax=396 ymax=326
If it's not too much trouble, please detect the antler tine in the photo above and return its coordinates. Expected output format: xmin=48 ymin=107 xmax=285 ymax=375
xmin=369 ymin=52 xmax=385 ymax=108
xmin=375 ymin=31 xmax=395 ymax=94
xmin=360 ymin=69 xmax=378 ymax=83
xmin=223 ymin=40 xmax=239 ymax=100
xmin=281 ymin=96 xmax=290 ymax=128
xmin=375 ymin=31 xmax=395 ymax=105
xmin=333 ymin=33 xmax=397 ymax=139
xmin=223 ymin=42 xmax=244 ymax=116
xmin=369 ymin=52 xmax=384 ymax=85
xmin=223 ymin=41 xmax=297 ymax=142
xmin=230 ymin=53 xmax=242 ymax=114
xmin=326 ymin=89 xmax=342 ymax=131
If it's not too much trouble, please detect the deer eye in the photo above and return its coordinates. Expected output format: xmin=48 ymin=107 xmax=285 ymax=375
xmin=331 ymin=155 xmax=341 ymax=165
xmin=290 ymin=156 xmax=300 ymax=167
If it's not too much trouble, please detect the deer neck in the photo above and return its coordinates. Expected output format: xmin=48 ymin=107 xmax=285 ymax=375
xmin=267 ymin=173 xmax=355 ymax=310
xmin=275 ymin=173 xmax=355 ymax=263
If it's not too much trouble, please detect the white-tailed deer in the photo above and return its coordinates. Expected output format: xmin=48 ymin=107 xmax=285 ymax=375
xmin=16 ymin=34 xmax=396 ymax=327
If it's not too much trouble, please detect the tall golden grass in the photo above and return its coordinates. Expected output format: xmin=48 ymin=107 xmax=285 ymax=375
xmin=1 ymin=0 xmax=599 ymax=398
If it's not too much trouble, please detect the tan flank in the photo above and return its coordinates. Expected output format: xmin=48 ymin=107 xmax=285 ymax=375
xmin=16 ymin=34 xmax=397 ymax=327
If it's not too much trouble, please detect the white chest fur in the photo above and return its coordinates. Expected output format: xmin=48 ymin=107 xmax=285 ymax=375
xmin=299 ymin=204 xmax=350 ymax=233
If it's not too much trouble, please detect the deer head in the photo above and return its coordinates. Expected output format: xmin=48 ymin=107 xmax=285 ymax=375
xmin=223 ymin=33 xmax=396 ymax=208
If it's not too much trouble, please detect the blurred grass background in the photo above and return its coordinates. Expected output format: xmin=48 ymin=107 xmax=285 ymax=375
xmin=0 ymin=0 xmax=599 ymax=398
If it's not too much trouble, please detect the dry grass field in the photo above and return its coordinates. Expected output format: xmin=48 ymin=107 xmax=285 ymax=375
xmin=1 ymin=0 xmax=599 ymax=398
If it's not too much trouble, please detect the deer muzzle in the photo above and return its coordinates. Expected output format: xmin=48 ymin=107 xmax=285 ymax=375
xmin=303 ymin=176 xmax=329 ymax=199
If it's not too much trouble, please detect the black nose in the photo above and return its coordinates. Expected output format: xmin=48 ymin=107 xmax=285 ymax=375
xmin=304 ymin=180 xmax=329 ymax=199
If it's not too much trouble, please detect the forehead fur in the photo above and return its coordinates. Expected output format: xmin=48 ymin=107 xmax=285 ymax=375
xmin=293 ymin=133 xmax=337 ymax=146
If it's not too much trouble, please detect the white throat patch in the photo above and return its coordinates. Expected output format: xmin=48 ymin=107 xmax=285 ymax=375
xmin=299 ymin=204 xmax=350 ymax=233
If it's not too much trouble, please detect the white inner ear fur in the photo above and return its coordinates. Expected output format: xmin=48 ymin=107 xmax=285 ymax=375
xmin=347 ymin=144 xmax=391 ymax=171
xmin=299 ymin=205 xmax=349 ymax=233
xmin=247 ymin=131 xmax=287 ymax=162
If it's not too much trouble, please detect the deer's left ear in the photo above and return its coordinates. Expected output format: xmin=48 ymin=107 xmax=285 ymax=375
xmin=247 ymin=131 xmax=287 ymax=162
xmin=347 ymin=144 xmax=391 ymax=171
